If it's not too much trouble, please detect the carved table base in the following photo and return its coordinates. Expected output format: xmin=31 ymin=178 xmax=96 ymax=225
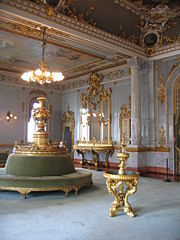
xmin=104 ymin=171 xmax=139 ymax=218
xmin=73 ymin=145 xmax=114 ymax=170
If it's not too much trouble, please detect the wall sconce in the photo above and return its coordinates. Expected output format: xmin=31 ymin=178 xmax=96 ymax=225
xmin=6 ymin=111 xmax=17 ymax=121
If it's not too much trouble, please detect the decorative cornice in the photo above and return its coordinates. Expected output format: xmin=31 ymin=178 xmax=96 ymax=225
xmin=0 ymin=0 xmax=145 ymax=57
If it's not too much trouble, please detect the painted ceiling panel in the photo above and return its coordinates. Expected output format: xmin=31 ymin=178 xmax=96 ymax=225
xmin=0 ymin=30 xmax=98 ymax=72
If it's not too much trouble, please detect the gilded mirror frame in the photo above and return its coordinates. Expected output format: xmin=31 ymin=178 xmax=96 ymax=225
xmin=79 ymin=72 xmax=112 ymax=144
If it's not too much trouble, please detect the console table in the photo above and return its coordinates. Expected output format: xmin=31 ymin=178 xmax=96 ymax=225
xmin=104 ymin=170 xmax=139 ymax=218
xmin=73 ymin=144 xmax=114 ymax=170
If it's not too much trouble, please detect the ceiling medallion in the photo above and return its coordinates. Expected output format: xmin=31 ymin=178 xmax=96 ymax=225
xmin=21 ymin=27 xmax=64 ymax=85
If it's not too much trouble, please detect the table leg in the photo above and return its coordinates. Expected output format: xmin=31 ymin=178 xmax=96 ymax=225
xmin=106 ymin=179 xmax=121 ymax=217
xmin=124 ymin=179 xmax=138 ymax=218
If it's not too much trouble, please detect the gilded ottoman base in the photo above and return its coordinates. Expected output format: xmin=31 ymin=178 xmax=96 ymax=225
xmin=0 ymin=168 xmax=92 ymax=199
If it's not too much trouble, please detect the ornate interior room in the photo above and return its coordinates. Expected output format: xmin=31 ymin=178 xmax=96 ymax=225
xmin=0 ymin=0 xmax=180 ymax=240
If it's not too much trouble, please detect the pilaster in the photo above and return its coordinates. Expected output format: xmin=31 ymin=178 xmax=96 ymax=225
xmin=128 ymin=57 xmax=142 ymax=146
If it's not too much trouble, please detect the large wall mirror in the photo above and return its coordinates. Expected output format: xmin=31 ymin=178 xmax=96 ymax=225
xmin=79 ymin=72 xmax=112 ymax=145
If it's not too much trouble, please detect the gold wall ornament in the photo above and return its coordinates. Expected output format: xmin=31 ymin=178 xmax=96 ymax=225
xmin=157 ymin=74 xmax=165 ymax=105
xmin=159 ymin=126 xmax=166 ymax=147
xmin=62 ymin=105 xmax=75 ymax=147
xmin=119 ymin=96 xmax=131 ymax=145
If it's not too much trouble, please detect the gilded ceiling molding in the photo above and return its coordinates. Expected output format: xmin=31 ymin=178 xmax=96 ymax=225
xmin=166 ymin=57 xmax=180 ymax=146
xmin=0 ymin=0 xmax=145 ymax=57
xmin=0 ymin=17 xmax=98 ymax=58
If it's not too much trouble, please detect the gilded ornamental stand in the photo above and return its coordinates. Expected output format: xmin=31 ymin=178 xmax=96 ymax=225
xmin=104 ymin=142 xmax=139 ymax=218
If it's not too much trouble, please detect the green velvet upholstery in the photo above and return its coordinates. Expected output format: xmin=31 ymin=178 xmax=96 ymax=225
xmin=0 ymin=168 xmax=92 ymax=190
xmin=5 ymin=153 xmax=75 ymax=177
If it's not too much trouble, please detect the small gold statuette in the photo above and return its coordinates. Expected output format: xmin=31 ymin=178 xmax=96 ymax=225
xmin=104 ymin=141 xmax=139 ymax=218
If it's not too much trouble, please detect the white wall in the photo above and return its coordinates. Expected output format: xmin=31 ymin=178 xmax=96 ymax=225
xmin=0 ymin=82 xmax=62 ymax=145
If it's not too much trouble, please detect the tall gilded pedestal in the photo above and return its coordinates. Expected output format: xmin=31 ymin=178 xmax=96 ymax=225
xmin=104 ymin=142 xmax=139 ymax=218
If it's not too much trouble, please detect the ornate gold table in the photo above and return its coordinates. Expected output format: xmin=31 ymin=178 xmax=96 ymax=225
xmin=73 ymin=144 xmax=114 ymax=170
xmin=104 ymin=170 xmax=139 ymax=218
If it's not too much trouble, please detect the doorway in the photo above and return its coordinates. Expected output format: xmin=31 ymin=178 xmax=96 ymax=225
xmin=174 ymin=77 xmax=180 ymax=175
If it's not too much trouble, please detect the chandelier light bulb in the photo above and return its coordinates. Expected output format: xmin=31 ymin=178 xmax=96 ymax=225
xmin=35 ymin=68 xmax=42 ymax=76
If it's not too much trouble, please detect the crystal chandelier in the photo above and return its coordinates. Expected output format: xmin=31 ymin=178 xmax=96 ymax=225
xmin=21 ymin=27 xmax=64 ymax=85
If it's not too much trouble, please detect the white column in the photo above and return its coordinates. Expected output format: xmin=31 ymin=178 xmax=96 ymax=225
xmin=147 ymin=60 xmax=155 ymax=146
xmin=128 ymin=57 xmax=141 ymax=146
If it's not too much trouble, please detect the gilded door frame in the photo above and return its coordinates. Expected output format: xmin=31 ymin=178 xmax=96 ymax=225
xmin=165 ymin=58 xmax=180 ymax=174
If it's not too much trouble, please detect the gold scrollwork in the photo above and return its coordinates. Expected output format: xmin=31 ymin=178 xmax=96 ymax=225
xmin=119 ymin=96 xmax=131 ymax=145
xmin=159 ymin=126 xmax=166 ymax=147
xmin=157 ymin=74 xmax=165 ymax=105
xmin=104 ymin=172 xmax=139 ymax=218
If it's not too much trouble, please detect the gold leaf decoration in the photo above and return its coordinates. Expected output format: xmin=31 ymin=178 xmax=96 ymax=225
xmin=157 ymin=74 xmax=165 ymax=105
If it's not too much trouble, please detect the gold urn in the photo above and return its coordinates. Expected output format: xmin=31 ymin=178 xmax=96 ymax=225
xmin=33 ymin=96 xmax=50 ymax=147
